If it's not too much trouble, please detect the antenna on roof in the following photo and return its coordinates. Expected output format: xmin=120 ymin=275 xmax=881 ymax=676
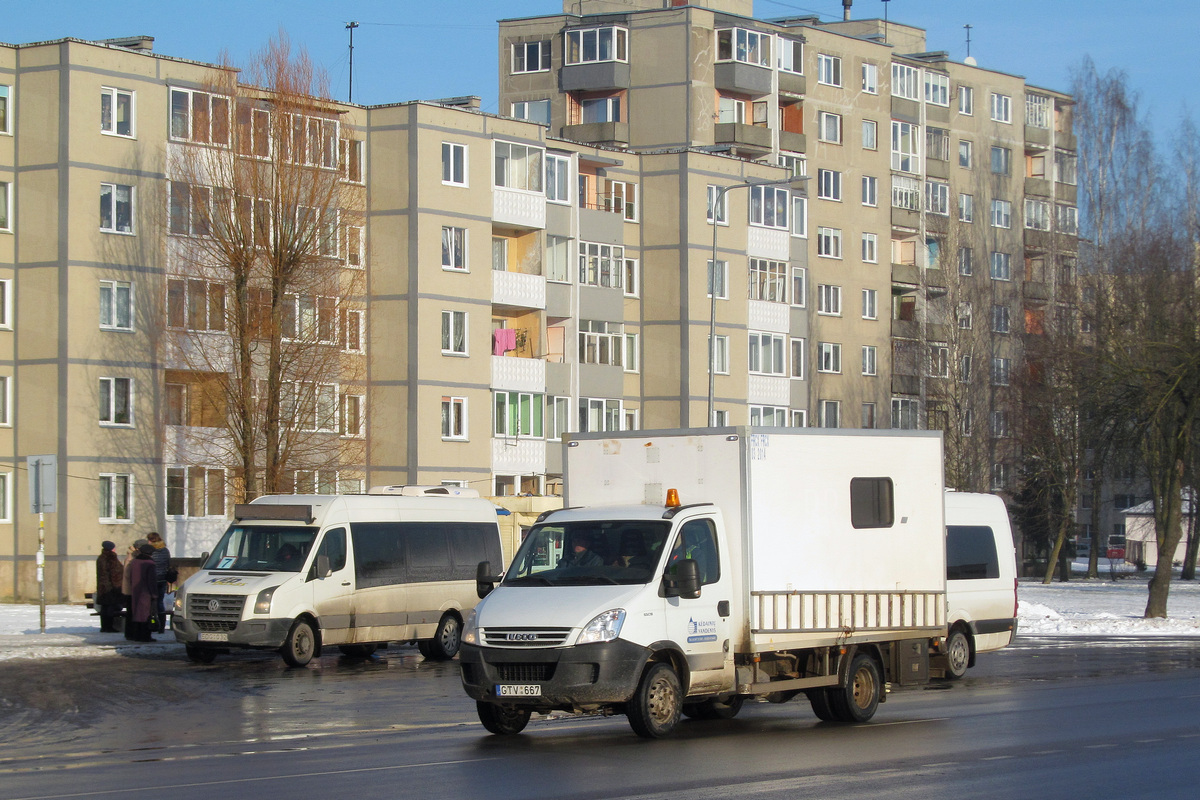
xmin=346 ymin=21 xmax=359 ymax=103
xmin=964 ymin=24 xmax=973 ymax=59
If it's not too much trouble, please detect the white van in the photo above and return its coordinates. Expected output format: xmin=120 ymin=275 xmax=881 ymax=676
xmin=172 ymin=489 xmax=503 ymax=666
xmin=939 ymin=491 xmax=1018 ymax=678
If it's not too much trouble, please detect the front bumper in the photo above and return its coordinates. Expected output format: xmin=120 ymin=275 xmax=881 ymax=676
xmin=461 ymin=639 xmax=651 ymax=710
xmin=172 ymin=615 xmax=293 ymax=649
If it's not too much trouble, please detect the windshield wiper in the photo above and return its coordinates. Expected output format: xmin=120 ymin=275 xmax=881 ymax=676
xmin=503 ymin=575 xmax=553 ymax=586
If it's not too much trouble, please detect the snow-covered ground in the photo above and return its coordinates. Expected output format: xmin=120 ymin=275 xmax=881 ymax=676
xmin=0 ymin=575 xmax=1197 ymax=662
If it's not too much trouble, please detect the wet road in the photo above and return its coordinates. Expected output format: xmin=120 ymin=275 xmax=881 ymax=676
xmin=1 ymin=636 xmax=1198 ymax=800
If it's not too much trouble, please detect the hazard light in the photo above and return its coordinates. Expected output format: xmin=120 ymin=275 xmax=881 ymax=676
xmin=665 ymin=488 xmax=681 ymax=508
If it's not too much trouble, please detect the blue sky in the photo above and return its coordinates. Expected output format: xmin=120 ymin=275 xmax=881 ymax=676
xmin=5 ymin=1 xmax=1196 ymax=131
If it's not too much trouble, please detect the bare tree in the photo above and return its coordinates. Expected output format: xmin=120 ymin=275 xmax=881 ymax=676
xmin=164 ymin=33 xmax=367 ymax=505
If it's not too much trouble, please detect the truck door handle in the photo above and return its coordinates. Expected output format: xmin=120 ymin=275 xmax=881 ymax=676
xmin=341 ymin=581 xmax=352 ymax=586
xmin=717 ymin=600 xmax=730 ymax=617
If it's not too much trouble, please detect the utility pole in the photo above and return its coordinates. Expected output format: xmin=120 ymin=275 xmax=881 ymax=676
xmin=346 ymin=21 xmax=359 ymax=103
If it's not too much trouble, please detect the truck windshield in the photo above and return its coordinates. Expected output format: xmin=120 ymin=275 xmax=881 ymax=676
xmin=505 ymin=520 xmax=671 ymax=586
xmin=202 ymin=524 xmax=318 ymax=572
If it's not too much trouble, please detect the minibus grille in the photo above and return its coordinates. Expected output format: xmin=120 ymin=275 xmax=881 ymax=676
xmin=481 ymin=627 xmax=572 ymax=648
xmin=188 ymin=594 xmax=245 ymax=629
xmin=497 ymin=663 xmax=556 ymax=682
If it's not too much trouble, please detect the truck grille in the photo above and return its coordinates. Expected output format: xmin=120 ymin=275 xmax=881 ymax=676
xmin=188 ymin=594 xmax=245 ymax=629
xmin=497 ymin=663 xmax=556 ymax=682
xmin=481 ymin=627 xmax=572 ymax=648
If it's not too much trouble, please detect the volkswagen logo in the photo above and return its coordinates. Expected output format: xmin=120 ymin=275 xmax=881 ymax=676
xmin=207 ymin=599 xmax=221 ymax=613
xmin=506 ymin=632 xmax=537 ymax=641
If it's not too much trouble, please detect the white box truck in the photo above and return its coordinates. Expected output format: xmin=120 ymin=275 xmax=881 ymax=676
xmin=460 ymin=428 xmax=947 ymax=738
xmin=172 ymin=488 xmax=503 ymax=666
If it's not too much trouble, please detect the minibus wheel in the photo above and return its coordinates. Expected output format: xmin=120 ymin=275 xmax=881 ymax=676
xmin=945 ymin=628 xmax=971 ymax=679
xmin=423 ymin=613 xmax=462 ymax=660
xmin=281 ymin=618 xmax=317 ymax=667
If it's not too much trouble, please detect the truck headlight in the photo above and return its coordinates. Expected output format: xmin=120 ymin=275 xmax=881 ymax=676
xmin=254 ymin=587 xmax=276 ymax=615
xmin=576 ymin=609 xmax=626 ymax=645
xmin=461 ymin=609 xmax=479 ymax=646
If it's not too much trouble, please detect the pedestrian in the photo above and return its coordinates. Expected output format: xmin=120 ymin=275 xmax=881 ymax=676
xmin=146 ymin=532 xmax=171 ymax=633
xmin=95 ymin=541 xmax=125 ymax=632
xmin=127 ymin=543 xmax=159 ymax=643
xmin=123 ymin=538 xmax=148 ymax=641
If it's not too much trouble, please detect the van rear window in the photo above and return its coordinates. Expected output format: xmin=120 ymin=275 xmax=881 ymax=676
xmin=947 ymin=525 xmax=1000 ymax=580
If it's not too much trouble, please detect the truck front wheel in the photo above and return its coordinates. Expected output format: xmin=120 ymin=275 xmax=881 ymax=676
xmin=627 ymin=662 xmax=683 ymax=738
xmin=829 ymin=653 xmax=882 ymax=722
xmin=477 ymin=702 xmax=531 ymax=735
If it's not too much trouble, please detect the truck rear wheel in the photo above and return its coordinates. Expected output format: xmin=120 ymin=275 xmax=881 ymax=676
xmin=627 ymin=662 xmax=683 ymax=738
xmin=280 ymin=618 xmax=317 ymax=667
xmin=829 ymin=653 xmax=882 ymax=722
xmin=806 ymin=688 xmax=836 ymax=721
xmin=477 ymin=702 xmax=531 ymax=735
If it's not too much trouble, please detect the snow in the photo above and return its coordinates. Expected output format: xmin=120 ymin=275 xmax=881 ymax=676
xmin=0 ymin=573 xmax=1198 ymax=661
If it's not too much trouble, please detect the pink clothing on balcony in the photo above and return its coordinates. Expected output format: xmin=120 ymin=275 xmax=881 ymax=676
xmin=493 ymin=327 xmax=518 ymax=356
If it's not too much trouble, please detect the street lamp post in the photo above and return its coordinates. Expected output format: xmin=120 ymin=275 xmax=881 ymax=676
xmin=707 ymin=175 xmax=809 ymax=427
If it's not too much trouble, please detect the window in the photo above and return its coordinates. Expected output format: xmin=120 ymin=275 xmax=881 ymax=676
xmin=791 ymin=196 xmax=808 ymax=238
xmin=891 ymin=63 xmax=919 ymax=100
xmin=565 ymin=26 xmax=628 ymax=64
xmin=748 ymin=258 xmax=787 ymax=303
xmin=442 ymin=397 xmax=468 ymax=440
xmin=579 ymin=397 xmax=623 ymax=432
xmin=442 ymin=142 xmax=467 ymax=186
xmin=716 ymin=28 xmax=771 ymax=68
xmin=442 ymin=226 xmax=467 ymax=271
xmin=1025 ymin=199 xmax=1051 ymax=231
xmin=924 ymin=72 xmax=950 ymax=106
xmin=862 ymin=289 xmax=878 ymax=320
xmin=960 ymin=356 xmax=973 ymax=383
xmin=709 ymin=334 xmax=730 ymax=375
xmin=579 ymin=320 xmax=625 ymax=366
xmin=992 ymin=357 xmax=1011 ymax=386
xmin=818 ymin=400 xmax=840 ymax=429
xmin=817 ymin=342 xmax=841 ymax=373
xmin=1026 ymin=93 xmax=1051 ymax=129
xmin=958 ymin=302 xmax=973 ymax=329
xmin=167 ymin=278 xmax=226 ymax=331
xmin=580 ymin=95 xmax=621 ymax=124
xmin=340 ymin=138 xmax=364 ymax=182
xmin=817 ymin=54 xmax=842 ymax=87
xmin=990 ymin=146 xmax=1011 ymax=175
xmin=862 ymin=119 xmax=877 ymax=150
xmin=862 ymin=345 xmax=877 ymax=376
xmin=166 ymin=467 xmax=226 ymax=517
xmin=864 ymin=232 xmax=883 ymax=263
xmin=1055 ymin=149 xmax=1078 ymax=186
xmin=1057 ymin=204 xmax=1079 ymax=234
xmin=624 ymin=259 xmax=639 ymax=298
xmin=0 ymin=86 xmax=9 ymax=135
xmin=512 ymin=100 xmax=551 ymax=126
xmin=99 ymin=474 xmax=132 ymax=522
xmin=816 ymin=227 xmax=842 ymax=259
xmin=0 ymin=375 xmax=9 ymax=426
xmin=818 ymin=112 xmax=842 ymax=144
xmin=290 ymin=382 xmax=339 ymax=432
xmin=926 ymin=181 xmax=949 ymax=216
xmin=442 ymin=310 xmax=467 ymax=355
xmin=707 ymin=259 xmax=728 ymax=300
xmin=991 ymin=410 xmax=1011 ymax=439
xmin=605 ymin=179 xmax=638 ymax=221
xmin=862 ymin=62 xmax=878 ymax=94
xmin=790 ymin=338 xmax=805 ymax=379
xmin=958 ymin=247 xmax=974 ymax=276
xmin=990 ymin=92 xmax=1012 ymax=123
xmin=991 ymin=463 xmax=1009 ymax=492
xmin=749 ymin=185 xmax=789 ymax=229
xmin=862 ymin=403 xmax=877 ymax=429
xmin=991 ymin=199 xmax=1012 ymax=229
xmin=959 ymin=140 xmax=973 ymax=168
xmin=494 ymin=391 xmax=544 ymax=438
xmin=958 ymin=193 xmax=974 ymax=223
xmin=512 ymin=40 xmax=552 ymax=73
xmin=959 ymin=85 xmax=974 ymax=115
xmin=579 ymin=241 xmax=625 ymax=288
xmin=544 ymin=154 xmax=571 ymax=204
xmin=990 ymin=252 xmax=1012 ymax=280
xmin=545 ymin=236 xmax=571 ymax=284
xmin=929 ymin=345 xmax=950 ymax=378
xmin=891 ymin=398 xmax=919 ymax=430
xmin=892 ymin=176 xmax=920 ymax=211
xmin=717 ymin=96 xmax=745 ymax=124
xmin=548 ymin=396 xmax=572 ymax=440
xmin=495 ymin=141 xmax=543 ymax=192
xmin=818 ymin=284 xmax=842 ymax=316
xmin=861 ymin=175 xmax=878 ymax=207
xmin=0 ymin=181 xmax=9 ymax=232
xmin=99 ymin=183 xmax=134 ymax=234
xmin=791 ymin=267 xmax=806 ymax=307
xmin=926 ymin=126 xmax=950 ymax=161
xmin=751 ymin=406 xmax=787 ymax=427
xmin=777 ymin=36 xmax=803 ymax=74
xmin=101 ymin=87 xmax=134 ymax=137
xmin=0 ymin=279 xmax=10 ymax=329
xmin=707 ymin=185 xmax=729 ymax=225
xmin=99 ymin=280 xmax=133 ymax=331
xmin=817 ymin=169 xmax=842 ymax=200
xmin=851 ymin=478 xmax=894 ymax=528
xmin=169 ymin=88 xmax=230 ymax=144
xmin=748 ymin=332 xmax=786 ymax=376
xmin=343 ymin=308 xmax=364 ymax=353
xmin=891 ymin=120 xmax=920 ymax=173
xmin=99 ymin=377 xmax=133 ymax=426
xmin=961 ymin=408 xmax=974 ymax=436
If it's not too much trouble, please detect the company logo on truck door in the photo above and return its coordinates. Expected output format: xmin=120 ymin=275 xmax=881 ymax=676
xmin=687 ymin=617 xmax=718 ymax=643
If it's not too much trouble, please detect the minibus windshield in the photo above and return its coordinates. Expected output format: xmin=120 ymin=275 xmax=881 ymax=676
xmin=504 ymin=520 xmax=670 ymax=586
xmin=202 ymin=524 xmax=318 ymax=572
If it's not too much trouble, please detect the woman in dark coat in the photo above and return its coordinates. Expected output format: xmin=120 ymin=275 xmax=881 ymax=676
xmin=127 ymin=544 xmax=159 ymax=643
xmin=95 ymin=541 xmax=125 ymax=632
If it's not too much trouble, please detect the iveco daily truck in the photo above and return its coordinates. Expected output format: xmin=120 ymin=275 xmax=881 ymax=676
xmin=460 ymin=428 xmax=948 ymax=738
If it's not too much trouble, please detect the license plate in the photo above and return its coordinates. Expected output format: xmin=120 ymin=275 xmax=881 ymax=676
xmin=198 ymin=632 xmax=229 ymax=642
xmin=497 ymin=684 xmax=541 ymax=697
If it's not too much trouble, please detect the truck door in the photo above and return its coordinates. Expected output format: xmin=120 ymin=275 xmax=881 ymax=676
xmin=664 ymin=515 xmax=734 ymax=695
xmin=309 ymin=527 xmax=354 ymax=645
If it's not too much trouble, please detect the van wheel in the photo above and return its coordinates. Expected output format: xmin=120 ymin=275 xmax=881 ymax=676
xmin=806 ymin=688 xmax=836 ymax=721
xmin=945 ymin=629 xmax=971 ymax=679
xmin=627 ymin=662 xmax=683 ymax=738
xmin=683 ymin=695 xmax=744 ymax=720
xmin=829 ymin=653 xmax=882 ymax=723
xmin=280 ymin=619 xmax=317 ymax=667
xmin=185 ymin=644 xmax=217 ymax=664
xmin=477 ymin=702 xmax=532 ymax=735
xmin=338 ymin=643 xmax=378 ymax=659
xmin=423 ymin=613 xmax=461 ymax=660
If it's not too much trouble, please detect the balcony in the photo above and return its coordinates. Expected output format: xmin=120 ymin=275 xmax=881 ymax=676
xmin=714 ymin=62 xmax=771 ymax=97
xmin=492 ymin=436 xmax=547 ymax=476
xmin=1024 ymin=281 xmax=1052 ymax=303
xmin=748 ymin=374 xmax=790 ymax=406
xmin=778 ymin=71 xmax=806 ymax=97
xmin=1024 ymin=176 xmax=1052 ymax=198
xmin=1025 ymin=125 xmax=1052 ymax=150
xmin=892 ymin=262 xmax=921 ymax=288
xmin=493 ymin=270 xmax=546 ymax=311
xmin=714 ymin=122 xmax=772 ymax=156
xmin=560 ymin=62 xmax=630 ymax=92
xmin=493 ymin=186 xmax=546 ymax=231
xmin=748 ymin=299 xmax=789 ymax=334
xmin=747 ymin=225 xmax=790 ymax=261
xmin=779 ymin=130 xmax=807 ymax=154
xmin=491 ymin=351 xmax=546 ymax=393
xmin=561 ymin=121 xmax=629 ymax=146
xmin=891 ymin=374 xmax=921 ymax=396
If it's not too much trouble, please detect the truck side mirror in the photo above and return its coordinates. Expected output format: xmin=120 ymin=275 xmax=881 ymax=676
xmin=476 ymin=560 xmax=500 ymax=599
xmin=665 ymin=558 xmax=702 ymax=600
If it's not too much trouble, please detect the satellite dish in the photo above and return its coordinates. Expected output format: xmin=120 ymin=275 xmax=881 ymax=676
xmin=965 ymin=56 xmax=978 ymax=66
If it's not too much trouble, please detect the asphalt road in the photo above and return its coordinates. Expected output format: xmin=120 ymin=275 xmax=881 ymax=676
xmin=1 ymin=637 xmax=1198 ymax=800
